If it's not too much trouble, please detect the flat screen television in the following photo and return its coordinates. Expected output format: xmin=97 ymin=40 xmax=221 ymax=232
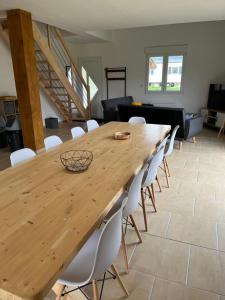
xmin=207 ymin=84 xmax=225 ymax=111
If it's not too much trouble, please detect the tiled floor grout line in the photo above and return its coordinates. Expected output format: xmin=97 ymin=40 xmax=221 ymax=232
xmin=196 ymin=169 xmax=200 ymax=183
xmin=128 ymin=244 xmax=138 ymax=265
xmin=193 ymin=196 xmax=197 ymax=217
xmin=164 ymin=212 xmax=172 ymax=238
xmin=148 ymin=277 xmax=156 ymax=300
xmin=216 ymin=223 xmax=219 ymax=251
xmin=127 ymin=269 xmax=225 ymax=298
xmin=185 ymin=246 xmax=191 ymax=285
xmin=139 ymin=231 xmax=225 ymax=253
xmin=158 ymin=276 xmax=225 ymax=298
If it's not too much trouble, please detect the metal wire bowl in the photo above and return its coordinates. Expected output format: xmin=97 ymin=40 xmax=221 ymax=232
xmin=60 ymin=150 xmax=93 ymax=172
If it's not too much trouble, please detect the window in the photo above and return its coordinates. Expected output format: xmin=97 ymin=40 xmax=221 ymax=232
xmin=148 ymin=57 xmax=163 ymax=91
xmin=146 ymin=45 xmax=187 ymax=93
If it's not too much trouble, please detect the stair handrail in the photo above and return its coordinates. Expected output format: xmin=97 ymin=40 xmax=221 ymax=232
xmin=53 ymin=27 xmax=89 ymax=91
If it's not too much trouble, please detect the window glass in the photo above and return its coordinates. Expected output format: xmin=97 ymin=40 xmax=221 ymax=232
xmin=166 ymin=55 xmax=183 ymax=91
xmin=148 ymin=56 xmax=163 ymax=92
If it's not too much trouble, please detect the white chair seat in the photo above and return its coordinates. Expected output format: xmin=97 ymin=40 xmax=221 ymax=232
xmin=58 ymin=229 xmax=102 ymax=286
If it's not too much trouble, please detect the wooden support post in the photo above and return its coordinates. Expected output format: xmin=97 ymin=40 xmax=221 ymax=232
xmin=7 ymin=9 xmax=44 ymax=151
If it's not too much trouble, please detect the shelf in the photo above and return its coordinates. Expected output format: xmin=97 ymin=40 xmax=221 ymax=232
xmin=0 ymin=96 xmax=17 ymax=101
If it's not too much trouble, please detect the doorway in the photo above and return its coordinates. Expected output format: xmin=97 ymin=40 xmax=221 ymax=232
xmin=78 ymin=56 xmax=103 ymax=119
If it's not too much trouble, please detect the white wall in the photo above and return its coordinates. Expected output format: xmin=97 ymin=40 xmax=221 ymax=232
xmin=0 ymin=38 xmax=62 ymax=124
xmin=69 ymin=21 xmax=225 ymax=117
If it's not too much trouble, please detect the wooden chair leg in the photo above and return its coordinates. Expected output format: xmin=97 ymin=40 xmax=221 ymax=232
xmin=192 ymin=136 xmax=196 ymax=143
xmin=92 ymin=280 xmax=99 ymax=300
xmin=163 ymin=158 xmax=170 ymax=188
xmin=121 ymin=226 xmax=129 ymax=274
xmin=55 ymin=284 xmax=65 ymax=300
xmin=141 ymin=188 xmax=148 ymax=232
xmin=111 ymin=264 xmax=129 ymax=297
xmin=178 ymin=141 xmax=182 ymax=150
xmin=218 ymin=121 xmax=225 ymax=137
xmin=156 ymin=175 xmax=162 ymax=192
xmin=129 ymin=214 xmax=142 ymax=243
xmin=147 ymin=185 xmax=157 ymax=212
xmin=164 ymin=157 xmax=171 ymax=177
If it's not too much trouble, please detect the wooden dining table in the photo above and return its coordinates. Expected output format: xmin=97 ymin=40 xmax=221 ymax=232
xmin=0 ymin=121 xmax=170 ymax=300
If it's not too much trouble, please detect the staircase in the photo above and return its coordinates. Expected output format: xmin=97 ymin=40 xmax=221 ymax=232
xmin=0 ymin=21 xmax=91 ymax=122
xmin=33 ymin=22 xmax=91 ymax=122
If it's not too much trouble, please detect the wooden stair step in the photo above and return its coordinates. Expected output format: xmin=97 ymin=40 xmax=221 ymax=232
xmin=45 ymin=86 xmax=65 ymax=89
xmin=36 ymin=60 xmax=48 ymax=64
xmin=39 ymin=70 xmax=55 ymax=73
xmin=43 ymin=79 xmax=61 ymax=82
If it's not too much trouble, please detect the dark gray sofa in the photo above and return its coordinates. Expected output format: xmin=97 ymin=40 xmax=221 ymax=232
xmin=101 ymin=96 xmax=134 ymax=123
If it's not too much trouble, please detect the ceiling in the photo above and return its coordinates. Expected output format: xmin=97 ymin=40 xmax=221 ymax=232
xmin=0 ymin=0 xmax=225 ymax=33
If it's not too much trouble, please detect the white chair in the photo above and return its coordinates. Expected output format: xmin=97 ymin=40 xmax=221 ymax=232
xmin=71 ymin=127 xmax=85 ymax=139
xmin=128 ymin=116 xmax=146 ymax=124
xmin=105 ymin=167 xmax=146 ymax=273
xmin=10 ymin=148 xmax=36 ymax=166
xmin=44 ymin=135 xmax=63 ymax=151
xmin=57 ymin=204 xmax=129 ymax=300
xmin=87 ymin=120 xmax=99 ymax=132
xmin=163 ymin=125 xmax=180 ymax=179
xmin=141 ymin=136 xmax=169 ymax=231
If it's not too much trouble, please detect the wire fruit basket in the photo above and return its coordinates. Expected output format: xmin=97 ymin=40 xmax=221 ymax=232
xmin=60 ymin=150 xmax=93 ymax=172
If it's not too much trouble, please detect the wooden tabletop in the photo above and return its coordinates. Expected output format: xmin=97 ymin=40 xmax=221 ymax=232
xmin=0 ymin=122 xmax=170 ymax=300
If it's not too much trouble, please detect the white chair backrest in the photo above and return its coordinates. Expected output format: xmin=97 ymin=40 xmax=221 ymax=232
xmin=142 ymin=135 xmax=169 ymax=187
xmin=156 ymin=134 xmax=170 ymax=152
xmin=123 ymin=167 xmax=146 ymax=218
xmin=128 ymin=116 xmax=146 ymax=124
xmin=71 ymin=127 xmax=85 ymax=139
xmin=87 ymin=120 xmax=99 ymax=132
xmin=164 ymin=125 xmax=180 ymax=156
xmin=10 ymin=148 xmax=36 ymax=166
xmin=44 ymin=135 xmax=63 ymax=151
xmin=142 ymin=147 xmax=164 ymax=187
xmin=91 ymin=202 xmax=125 ymax=279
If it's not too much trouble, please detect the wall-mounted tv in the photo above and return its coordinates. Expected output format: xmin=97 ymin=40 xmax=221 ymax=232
xmin=207 ymin=84 xmax=225 ymax=111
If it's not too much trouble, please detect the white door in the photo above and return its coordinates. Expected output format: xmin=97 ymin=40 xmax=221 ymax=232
xmin=78 ymin=56 xmax=102 ymax=119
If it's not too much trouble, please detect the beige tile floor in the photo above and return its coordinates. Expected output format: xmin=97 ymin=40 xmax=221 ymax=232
xmin=1 ymin=125 xmax=225 ymax=299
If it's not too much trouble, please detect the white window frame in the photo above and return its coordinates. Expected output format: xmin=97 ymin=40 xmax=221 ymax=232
xmin=145 ymin=45 xmax=187 ymax=94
